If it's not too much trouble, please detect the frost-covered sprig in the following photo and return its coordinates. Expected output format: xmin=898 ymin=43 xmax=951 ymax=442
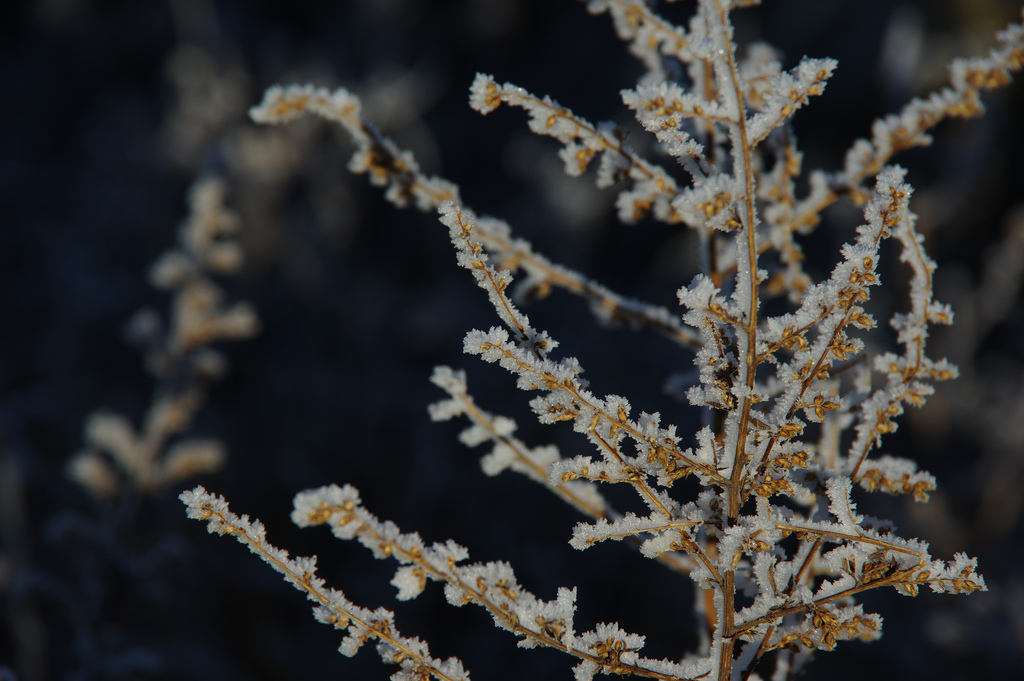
xmin=756 ymin=127 xmax=812 ymax=300
xmin=583 ymin=0 xmax=762 ymax=85
xmin=750 ymin=168 xmax=915 ymax=478
xmin=429 ymin=365 xmax=702 ymax=577
xmin=249 ymin=82 xmax=700 ymax=350
xmin=744 ymin=57 xmax=836 ymax=148
xmin=790 ymin=9 xmax=1024 ymax=232
xmin=428 ymin=365 xmax=607 ymax=518
xmin=440 ymin=202 xmax=723 ymax=496
xmin=465 ymin=211 xmax=701 ymax=348
xmin=619 ymin=80 xmax=716 ymax=172
xmin=840 ymin=167 xmax=957 ymax=485
xmin=180 ymin=487 xmax=472 ymax=681
xmin=250 ymin=83 xmax=460 ymax=210
xmin=289 ymin=484 xmax=712 ymax=681
xmin=621 ymin=53 xmax=837 ymax=169
xmin=470 ymin=73 xmax=691 ymax=224
xmin=717 ymin=477 xmax=983 ymax=669
xmin=69 ymin=178 xmax=259 ymax=499
xmin=583 ymin=0 xmax=696 ymax=83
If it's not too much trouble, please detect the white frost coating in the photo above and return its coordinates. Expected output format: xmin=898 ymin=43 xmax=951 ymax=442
xmin=427 ymin=364 xmax=609 ymax=516
xmin=513 ymin=586 xmax=578 ymax=649
xmin=699 ymin=0 xmax=742 ymax=125
xmin=249 ymin=83 xmax=361 ymax=127
xmin=854 ymin=454 xmax=937 ymax=501
xmin=291 ymin=483 xmax=363 ymax=530
xmin=625 ymin=81 xmax=733 ymax=127
xmin=739 ymin=41 xmax=784 ymax=102
xmin=745 ymin=57 xmax=838 ymax=146
xmin=585 ymin=0 xmax=696 ymax=83
xmin=672 ymin=174 xmax=744 ymax=231
xmin=442 ymin=202 xmax=562 ymax=359
xmin=469 ymin=75 xmax=599 ymax=144
xmin=572 ymin=622 xmax=646 ymax=678
xmin=594 ymin=140 xmax=634 ymax=189
xmin=391 ymin=565 xmax=427 ymax=601
xmin=250 ymin=82 xmax=462 ymax=212
xmin=473 ymin=73 xmax=696 ymax=224
xmin=569 ymin=511 xmax=693 ymax=552
xmin=479 ymin=442 xmax=519 ymax=476
xmin=468 ymin=73 xmax=500 ymax=114
xmin=180 ymin=487 xmax=472 ymax=680
xmin=621 ymin=83 xmax=710 ymax=177
xmin=825 ymin=477 xmax=862 ymax=532
xmin=548 ymin=456 xmax=631 ymax=489
xmin=736 ymin=552 xmax=788 ymax=631
xmin=692 ymin=426 xmax=721 ymax=469
xmin=676 ymin=273 xmax=727 ymax=315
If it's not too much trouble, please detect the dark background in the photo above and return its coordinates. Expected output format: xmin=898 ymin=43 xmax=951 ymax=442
xmin=2 ymin=0 xmax=1023 ymax=680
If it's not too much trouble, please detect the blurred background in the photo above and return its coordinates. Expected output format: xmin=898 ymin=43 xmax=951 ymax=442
xmin=1 ymin=0 xmax=1023 ymax=679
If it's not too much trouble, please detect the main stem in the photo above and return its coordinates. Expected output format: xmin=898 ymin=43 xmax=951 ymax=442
xmin=711 ymin=0 xmax=761 ymax=678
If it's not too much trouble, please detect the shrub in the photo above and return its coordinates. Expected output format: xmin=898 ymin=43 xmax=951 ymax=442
xmin=179 ymin=2 xmax=1023 ymax=680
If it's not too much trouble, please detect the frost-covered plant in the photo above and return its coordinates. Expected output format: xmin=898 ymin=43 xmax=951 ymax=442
xmin=183 ymin=1 xmax=1023 ymax=679
xmin=72 ymin=177 xmax=259 ymax=499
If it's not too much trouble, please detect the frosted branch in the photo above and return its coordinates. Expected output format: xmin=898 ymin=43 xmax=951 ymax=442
xmin=181 ymin=487 xmax=472 ymax=681
xmin=250 ymin=82 xmax=701 ymax=350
